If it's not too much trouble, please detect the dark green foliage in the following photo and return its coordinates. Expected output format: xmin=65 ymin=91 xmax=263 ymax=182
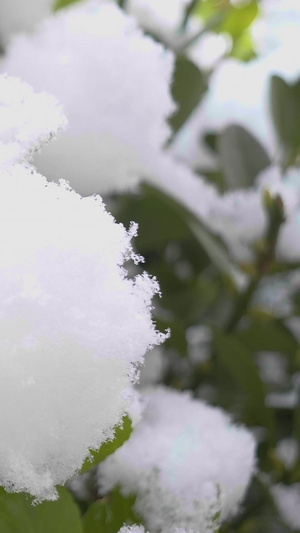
xmin=82 ymin=488 xmax=139 ymax=533
xmin=0 ymin=488 xmax=83 ymax=533
xmin=271 ymin=75 xmax=300 ymax=169
xmin=170 ymin=56 xmax=207 ymax=134
xmin=214 ymin=331 xmax=274 ymax=438
xmin=217 ymin=125 xmax=271 ymax=190
xmin=54 ymin=0 xmax=82 ymax=10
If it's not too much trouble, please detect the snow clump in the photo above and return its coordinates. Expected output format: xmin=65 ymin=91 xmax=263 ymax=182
xmin=118 ymin=526 xmax=148 ymax=533
xmin=0 ymin=73 xmax=66 ymax=169
xmin=2 ymin=0 xmax=175 ymax=196
xmin=99 ymin=387 xmax=256 ymax=533
xmin=0 ymin=165 xmax=164 ymax=501
xmin=0 ymin=73 xmax=164 ymax=501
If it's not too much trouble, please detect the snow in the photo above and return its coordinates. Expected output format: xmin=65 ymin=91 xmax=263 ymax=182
xmin=99 ymin=387 xmax=256 ymax=533
xmin=2 ymin=1 xmax=175 ymax=196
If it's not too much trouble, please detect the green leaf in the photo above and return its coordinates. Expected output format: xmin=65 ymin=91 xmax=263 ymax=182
xmin=170 ymin=56 xmax=207 ymax=134
xmin=214 ymin=330 xmax=275 ymax=440
xmin=221 ymin=1 xmax=258 ymax=40
xmin=237 ymin=318 xmax=298 ymax=359
xmin=230 ymin=30 xmax=257 ymax=62
xmin=82 ymin=488 xmax=140 ymax=533
xmin=195 ymin=0 xmax=258 ymax=39
xmin=188 ymin=218 xmax=247 ymax=289
xmin=217 ymin=125 xmax=271 ymax=190
xmin=0 ymin=487 xmax=83 ymax=533
xmin=270 ymin=75 xmax=300 ymax=169
xmin=54 ymin=0 xmax=82 ymax=10
xmin=116 ymin=188 xmax=191 ymax=252
xmin=80 ymin=416 xmax=132 ymax=473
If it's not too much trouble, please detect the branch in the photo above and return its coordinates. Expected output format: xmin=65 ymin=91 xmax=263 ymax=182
xmin=225 ymin=191 xmax=285 ymax=333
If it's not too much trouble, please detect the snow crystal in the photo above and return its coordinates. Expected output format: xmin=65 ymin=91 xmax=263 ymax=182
xmin=0 ymin=163 xmax=164 ymax=501
xmin=0 ymin=0 xmax=54 ymax=49
xmin=99 ymin=387 xmax=256 ymax=533
xmin=272 ymin=483 xmax=300 ymax=530
xmin=118 ymin=526 xmax=147 ymax=533
xmin=0 ymin=73 xmax=66 ymax=169
xmin=2 ymin=0 xmax=175 ymax=196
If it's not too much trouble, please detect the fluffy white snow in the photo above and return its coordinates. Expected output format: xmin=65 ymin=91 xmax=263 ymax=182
xmin=2 ymin=0 xmax=175 ymax=196
xmin=99 ymin=387 xmax=256 ymax=533
xmin=1 ymin=0 xmax=221 ymax=229
xmin=0 ymin=163 xmax=164 ymax=501
xmin=0 ymin=72 xmax=164 ymax=499
xmin=0 ymin=73 xmax=66 ymax=169
xmin=0 ymin=0 xmax=54 ymax=49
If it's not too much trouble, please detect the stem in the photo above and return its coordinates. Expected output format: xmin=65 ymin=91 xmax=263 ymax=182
xmin=179 ymin=0 xmax=199 ymax=32
xmin=175 ymin=9 xmax=227 ymax=54
xmin=118 ymin=0 xmax=126 ymax=8
xmin=224 ymin=192 xmax=285 ymax=333
xmin=225 ymin=279 xmax=257 ymax=333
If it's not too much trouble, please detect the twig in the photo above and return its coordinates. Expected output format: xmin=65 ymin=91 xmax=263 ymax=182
xmin=225 ymin=192 xmax=285 ymax=333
